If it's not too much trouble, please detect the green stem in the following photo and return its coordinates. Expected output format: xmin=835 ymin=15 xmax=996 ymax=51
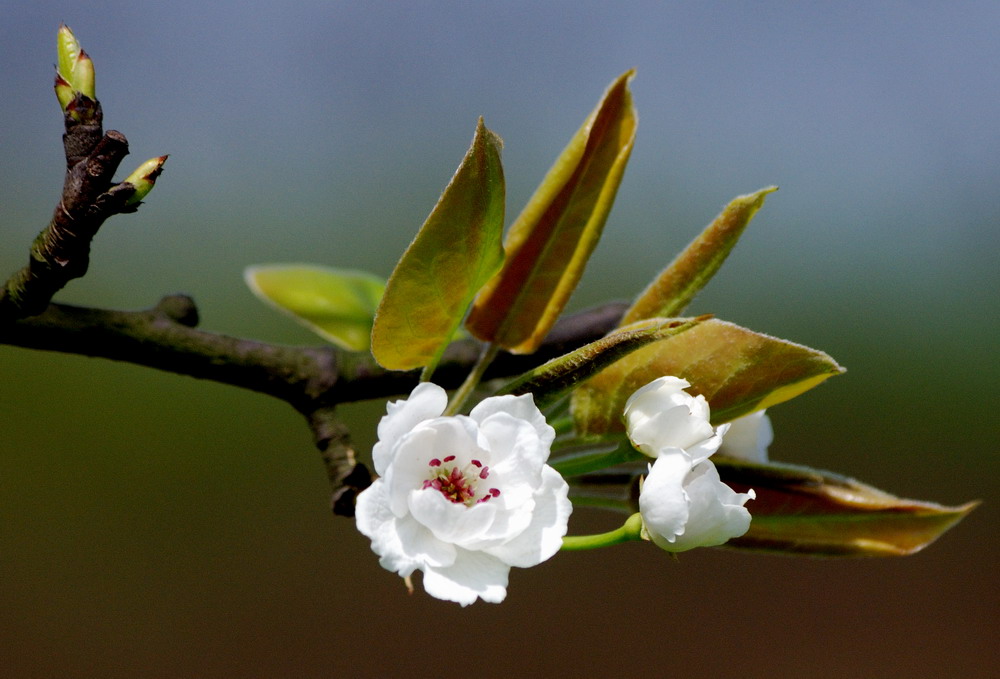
xmin=560 ymin=513 xmax=644 ymax=551
xmin=444 ymin=342 xmax=499 ymax=415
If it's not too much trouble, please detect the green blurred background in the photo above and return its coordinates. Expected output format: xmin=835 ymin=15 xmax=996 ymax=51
xmin=2 ymin=2 xmax=996 ymax=677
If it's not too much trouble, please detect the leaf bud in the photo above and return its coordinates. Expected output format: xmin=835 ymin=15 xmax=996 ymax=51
xmin=123 ymin=156 xmax=169 ymax=205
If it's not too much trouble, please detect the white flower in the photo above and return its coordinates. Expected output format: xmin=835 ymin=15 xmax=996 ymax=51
xmin=718 ymin=410 xmax=773 ymax=463
xmin=623 ymin=376 xmax=729 ymax=463
xmin=638 ymin=454 xmax=756 ymax=552
xmin=624 ymin=376 xmax=756 ymax=553
xmin=355 ymin=382 xmax=571 ymax=606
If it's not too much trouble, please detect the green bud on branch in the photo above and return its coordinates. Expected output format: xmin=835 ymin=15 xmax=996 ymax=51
xmin=55 ymin=24 xmax=96 ymax=118
xmin=123 ymin=155 xmax=169 ymax=205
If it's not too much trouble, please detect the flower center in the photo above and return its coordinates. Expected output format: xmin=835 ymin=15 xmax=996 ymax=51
xmin=423 ymin=455 xmax=501 ymax=506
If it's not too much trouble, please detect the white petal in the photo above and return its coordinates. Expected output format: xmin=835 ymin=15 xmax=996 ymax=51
xmin=664 ymin=460 xmax=754 ymax=552
xmin=408 ymin=487 xmax=497 ymax=545
xmin=637 ymin=454 xmax=693 ymax=549
xmin=355 ymin=480 xmax=456 ymax=575
xmin=372 ymin=383 xmax=447 ymax=475
xmin=685 ymin=422 xmax=730 ymax=466
xmin=623 ymin=376 xmax=691 ymax=414
xmin=483 ymin=465 xmax=572 ymax=567
xmin=470 ymin=393 xmax=554 ymax=452
xmin=421 ymin=548 xmax=510 ymax=606
xmin=627 ymin=404 xmax=715 ymax=455
xmin=718 ymin=410 xmax=772 ymax=463
xmin=477 ymin=413 xmax=547 ymax=507
xmin=459 ymin=499 xmax=535 ymax=551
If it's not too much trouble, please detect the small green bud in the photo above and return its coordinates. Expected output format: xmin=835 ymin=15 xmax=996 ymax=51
xmin=124 ymin=156 xmax=169 ymax=205
xmin=55 ymin=24 xmax=96 ymax=112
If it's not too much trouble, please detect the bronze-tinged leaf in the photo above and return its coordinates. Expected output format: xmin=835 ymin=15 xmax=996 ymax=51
xmin=571 ymin=318 xmax=845 ymax=435
xmin=497 ymin=316 xmax=707 ymax=409
xmin=715 ymin=458 xmax=979 ymax=556
xmin=371 ymin=118 xmax=505 ymax=371
xmin=621 ymin=187 xmax=777 ymax=325
xmin=465 ymin=70 xmax=638 ymax=354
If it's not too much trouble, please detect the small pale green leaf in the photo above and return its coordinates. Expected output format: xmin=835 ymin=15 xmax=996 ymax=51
xmin=571 ymin=318 xmax=845 ymax=436
xmin=371 ymin=118 xmax=505 ymax=371
xmin=498 ymin=315 xmax=708 ymax=410
xmin=714 ymin=458 xmax=979 ymax=556
xmin=622 ymin=186 xmax=777 ymax=325
xmin=465 ymin=70 xmax=637 ymax=354
xmin=245 ymin=264 xmax=385 ymax=351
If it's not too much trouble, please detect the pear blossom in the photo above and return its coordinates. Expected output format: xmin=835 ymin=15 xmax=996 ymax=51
xmin=355 ymin=383 xmax=571 ymax=606
xmin=639 ymin=454 xmax=755 ymax=552
xmin=624 ymin=376 xmax=755 ymax=552
xmin=623 ymin=376 xmax=729 ymax=463
xmin=718 ymin=410 xmax=773 ymax=463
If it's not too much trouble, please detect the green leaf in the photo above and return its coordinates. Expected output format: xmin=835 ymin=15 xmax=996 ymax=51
xmin=571 ymin=318 xmax=845 ymax=435
xmin=498 ymin=315 xmax=708 ymax=410
xmin=371 ymin=118 xmax=505 ymax=371
xmin=244 ymin=264 xmax=385 ymax=351
xmin=621 ymin=186 xmax=777 ymax=325
xmin=465 ymin=70 xmax=638 ymax=354
xmin=715 ymin=458 xmax=979 ymax=556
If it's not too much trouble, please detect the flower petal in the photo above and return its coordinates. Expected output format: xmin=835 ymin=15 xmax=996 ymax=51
xmin=477 ymin=412 xmax=548 ymax=507
xmin=638 ymin=453 xmax=693 ymax=549
xmin=484 ymin=466 xmax=572 ymax=567
xmin=718 ymin=410 xmax=772 ymax=463
xmin=660 ymin=460 xmax=754 ymax=552
xmin=372 ymin=382 xmax=448 ymax=475
xmin=685 ymin=422 xmax=730 ymax=466
xmin=355 ymin=480 xmax=456 ymax=575
xmin=408 ymin=487 xmax=498 ymax=545
xmin=623 ymin=377 xmax=717 ymax=456
xmin=470 ymin=393 xmax=554 ymax=452
xmin=421 ymin=548 xmax=511 ymax=606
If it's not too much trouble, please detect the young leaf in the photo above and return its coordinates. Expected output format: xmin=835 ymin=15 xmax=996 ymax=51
xmin=621 ymin=186 xmax=778 ymax=325
xmin=245 ymin=264 xmax=385 ymax=352
xmin=371 ymin=118 xmax=505 ymax=371
xmin=714 ymin=458 xmax=979 ymax=556
xmin=497 ymin=316 xmax=708 ymax=410
xmin=465 ymin=70 xmax=638 ymax=354
xmin=572 ymin=318 xmax=844 ymax=435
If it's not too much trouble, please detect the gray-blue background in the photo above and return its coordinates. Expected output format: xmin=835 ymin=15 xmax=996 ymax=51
xmin=2 ymin=2 xmax=996 ymax=677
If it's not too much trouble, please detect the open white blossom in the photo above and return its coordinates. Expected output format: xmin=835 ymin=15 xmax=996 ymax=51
xmin=639 ymin=454 xmax=755 ymax=552
xmin=718 ymin=410 xmax=773 ymax=463
xmin=623 ymin=376 xmax=729 ymax=463
xmin=624 ymin=376 xmax=755 ymax=552
xmin=355 ymin=383 xmax=571 ymax=606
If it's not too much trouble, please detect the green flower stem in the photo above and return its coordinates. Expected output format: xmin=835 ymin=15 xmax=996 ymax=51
xmin=443 ymin=342 xmax=499 ymax=415
xmin=561 ymin=512 xmax=644 ymax=551
xmin=550 ymin=439 xmax=646 ymax=477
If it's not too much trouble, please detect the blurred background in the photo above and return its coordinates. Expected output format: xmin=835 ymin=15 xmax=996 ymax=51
xmin=1 ymin=2 xmax=996 ymax=677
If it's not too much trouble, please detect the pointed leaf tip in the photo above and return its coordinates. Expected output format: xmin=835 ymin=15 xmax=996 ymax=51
xmin=465 ymin=70 xmax=638 ymax=354
xmin=622 ymin=186 xmax=778 ymax=325
xmin=716 ymin=459 xmax=979 ymax=557
xmin=371 ymin=118 xmax=505 ymax=370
